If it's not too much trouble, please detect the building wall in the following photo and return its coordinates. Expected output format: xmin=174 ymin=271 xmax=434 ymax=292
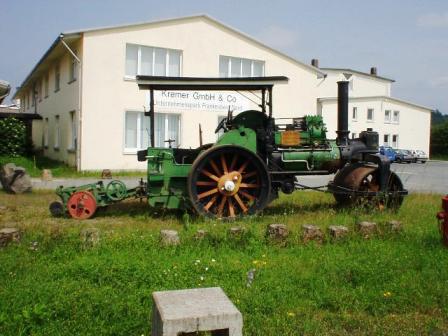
xmin=80 ymin=17 xmax=320 ymax=170
xmin=317 ymin=71 xmax=391 ymax=98
xmin=20 ymin=41 xmax=82 ymax=167
xmin=319 ymin=97 xmax=431 ymax=153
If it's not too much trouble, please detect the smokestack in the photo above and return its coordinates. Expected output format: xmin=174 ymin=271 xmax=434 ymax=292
xmin=311 ymin=59 xmax=319 ymax=68
xmin=370 ymin=67 xmax=377 ymax=76
xmin=336 ymin=81 xmax=350 ymax=146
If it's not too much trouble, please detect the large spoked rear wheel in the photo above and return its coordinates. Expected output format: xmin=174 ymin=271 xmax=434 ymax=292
xmin=188 ymin=145 xmax=271 ymax=219
xmin=332 ymin=163 xmax=404 ymax=209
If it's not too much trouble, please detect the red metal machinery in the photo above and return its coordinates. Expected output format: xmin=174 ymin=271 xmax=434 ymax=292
xmin=436 ymin=195 xmax=448 ymax=246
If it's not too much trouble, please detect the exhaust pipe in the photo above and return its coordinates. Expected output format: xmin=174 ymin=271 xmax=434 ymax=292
xmin=336 ymin=81 xmax=350 ymax=146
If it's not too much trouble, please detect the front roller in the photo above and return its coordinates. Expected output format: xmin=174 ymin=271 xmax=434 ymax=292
xmin=330 ymin=162 xmax=406 ymax=209
xmin=188 ymin=145 xmax=271 ymax=219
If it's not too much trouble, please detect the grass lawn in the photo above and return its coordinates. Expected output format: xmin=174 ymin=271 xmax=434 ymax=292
xmin=0 ymin=191 xmax=447 ymax=335
xmin=0 ymin=155 xmax=145 ymax=178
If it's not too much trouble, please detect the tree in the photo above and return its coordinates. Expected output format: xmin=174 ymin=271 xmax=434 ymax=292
xmin=430 ymin=120 xmax=448 ymax=156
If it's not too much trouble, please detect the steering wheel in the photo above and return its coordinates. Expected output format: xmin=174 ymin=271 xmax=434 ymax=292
xmin=105 ymin=180 xmax=128 ymax=201
xmin=215 ymin=117 xmax=228 ymax=134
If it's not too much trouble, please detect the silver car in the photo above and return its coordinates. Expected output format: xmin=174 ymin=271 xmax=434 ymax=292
xmin=412 ymin=150 xmax=428 ymax=163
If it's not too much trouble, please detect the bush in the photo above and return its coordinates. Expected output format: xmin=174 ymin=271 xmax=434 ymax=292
xmin=0 ymin=117 xmax=27 ymax=157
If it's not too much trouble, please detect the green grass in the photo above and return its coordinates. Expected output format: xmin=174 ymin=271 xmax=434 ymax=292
xmin=0 ymin=155 xmax=145 ymax=178
xmin=0 ymin=191 xmax=447 ymax=335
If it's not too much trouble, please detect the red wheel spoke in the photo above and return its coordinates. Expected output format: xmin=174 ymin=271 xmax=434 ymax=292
xmin=198 ymin=188 xmax=218 ymax=199
xmin=230 ymin=155 xmax=238 ymax=171
xmin=234 ymin=194 xmax=248 ymax=213
xmin=201 ymin=169 xmax=219 ymax=182
xmin=196 ymin=181 xmax=217 ymax=186
xmin=239 ymin=190 xmax=255 ymax=201
xmin=218 ymin=196 xmax=227 ymax=217
xmin=228 ymin=197 xmax=235 ymax=217
xmin=243 ymin=171 xmax=257 ymax=179
xmin=240 ymin=183 xmax=259 ymax=188
xmin=238 ymin=160 xmax=250 ymax=173
xmin=209 ymin=159 xmax=221 ymax=176
xmin=204 ymin=195 xmax=218 ymax=211
xmin=221 ymin=154 xmax=228 ymax=174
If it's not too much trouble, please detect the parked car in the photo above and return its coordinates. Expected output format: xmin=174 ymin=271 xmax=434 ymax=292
xmin=411 ymin=150 xmax=428 ymax=163
xmin=395 ymin=149 xmax=414 ymax=163
xmin=379 ymin=146 xmax=396 ymax=162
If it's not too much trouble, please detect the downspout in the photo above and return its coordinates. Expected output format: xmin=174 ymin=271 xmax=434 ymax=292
xmin=59 ymin=34 xmax=83 ymax=171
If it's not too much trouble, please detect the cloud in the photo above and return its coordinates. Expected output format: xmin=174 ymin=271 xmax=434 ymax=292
xmin=258 ymin=25 xmax=298 ymax=50
xmin=429 ymin=76 xmax=448 ymax=88
xmin=417 ymin=12 xmax=448 ymax=28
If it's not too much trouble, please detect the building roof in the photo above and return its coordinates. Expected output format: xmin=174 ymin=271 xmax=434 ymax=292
xmin=317 ymin=95 xmax=432 ymax=112
xmin=320 ymin=68 xmax=395 ymax=82
xmin=14 ymin=15 xmax=325 ymax=99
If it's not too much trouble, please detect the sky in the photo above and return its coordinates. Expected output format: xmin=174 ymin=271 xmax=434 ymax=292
xmin=1 ymin=0 xmax=447 ymax=112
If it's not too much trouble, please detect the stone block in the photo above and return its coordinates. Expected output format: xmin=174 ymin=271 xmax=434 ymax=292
xmin=0 ymin=228 xmax=21 ymax=247
xmin=160 ymin=229 xmax=180 ymax=246
xmin=328 ymin=225 xmax=349 ymax=240
xmin=194 ymin=229 xmax=208 ymax=240
xmin=41 ymin=169 xmax=53 ymax=181
xmin=266 ymin=224 xmax=289 ymax=242
xmin=302 ymin=224 xmax=323 ymax=244
xmin=0 ymin=163 xmax=32 ymax=194
xmin=386 ymin=220 xmax=402 ymax=232
xmin=80 ymin=228 xmax=100 ymax=248
xmin=229 ymin=227 xmax=244 ymax=237
xmin=151 ymin=287 xmax=242 ymax=336
xmin=357 ymin=221 xmax=377 ymax=238
xmin=101 ymin=169 xmax=113 ymax=179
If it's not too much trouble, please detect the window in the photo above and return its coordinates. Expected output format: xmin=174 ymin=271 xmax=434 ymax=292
xmin=37 ymin=81 xmax=42 ymax=102
xmin=219 ymin=56 xmax=265 ymax=77
xmin=55 ymin=63 xmax=60 ymax=91
xmin=125 ymin=44 xmax=181 ymax=77
xmin=43 ymin=118 xmax=49 ymax=147
xmin=352 ymin=107 xmax=358 ymax=120
xmin=44 ymin=74 xmax=49 ymax=98
xmin=69 ymin=51 xmax=77 ymax=82
xmin=54 ymin=115 xmax=60 ymax=149
xmin=384 ymin=110 xmax=391 ymax=123
xmin=217 ymin=115 xmax=227 ymax=138
xmin=392 ymin=134 xmax=399 ymax=148
xmin=26 ymin=92 xmax=30 ymax=110
xmin=367 ymin=108 xmax=374 ymax=121
xmin=393 ymin=110 xmax=400 ymax=123
xmin=383 ymin=134 xmax=390 ymax=146
xmin=124 ymin=111 xmax=180 ymax=150
xmin=31 ymin=86 xmax=36 ymax=106
xmin=69 ymin=111 xmax=77 ymax=150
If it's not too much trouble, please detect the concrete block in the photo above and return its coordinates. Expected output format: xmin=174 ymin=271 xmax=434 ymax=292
xmin=266 ymin=224 xmax=289 ymax=242
xmin=386 ymin=220 xmax=402 ymax=232
xmin=328 ymin=225 xmax=349 ymax=240
xmin=101 ymin=169 xmax=112 ymax=179
xmin=41 ymin=169 xmax=53 ymax=181
xmin=194 ymin=229 xmax=208 ymax=240
xmin=160 ymin=230 xmax=180 ymax=246
xmin=356 ymin=221 xmax=377 ymax=238
xmin=302 ymin=224 xmax=323 ymax=244
xmin=229 ymin=227 xmax=244 ymax=237
xmin=151 ymin=287 xmax=242 ymax=336
xmin=0 ymin=228 xmax=21 ymax=247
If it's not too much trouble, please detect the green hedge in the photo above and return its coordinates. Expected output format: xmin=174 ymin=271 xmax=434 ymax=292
xmin=0 ymin=117 xmax=26 ymax=157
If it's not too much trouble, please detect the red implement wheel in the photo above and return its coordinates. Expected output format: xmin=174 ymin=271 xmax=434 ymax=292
xmin=67 ymin=191 xmax=97 ymax=219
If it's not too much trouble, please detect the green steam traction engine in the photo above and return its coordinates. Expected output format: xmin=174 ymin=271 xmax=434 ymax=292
xmin=50 ymin=77 xmax=407 ymax=219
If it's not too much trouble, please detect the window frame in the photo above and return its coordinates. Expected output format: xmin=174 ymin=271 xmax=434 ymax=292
xmin=68 ymin=51 xmax=77 ymax=83
xmin=393 ymin=110 xmax=400 ymax=124
xmin=124 ymin=43 xmax=182 ymax=79
xmin=54 ymin=115 xmax=60 ymax=150
xmin=68 ymin=110 xmax=77 ymax=151
xmin=352 ymin=106 xmax=358 ymax=121
xmin=44 ymin=74 xmax=49 ymax=98
xmin=367 ymin=108 xmax=374 ymax=122
xmin=384 ymin=109 xmax=391 ymax=123
xmin=383 ymin=133 xmax=390 ymax=147
xmin=392 ymin=134 xmax=399 ymax=148
xmin=219 ymin=55 xmax=265 ymax=78
xmin=123 ymin=111 xmax=181 ymax=153
xmin=43 ymin=117 xmax=49 ymax=148
xmin=54 ymin=63 xmax=60 ymax=92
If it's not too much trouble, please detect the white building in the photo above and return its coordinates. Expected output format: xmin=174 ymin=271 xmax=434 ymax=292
xmin=13 ymin=15 xmax=431 ymax=171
